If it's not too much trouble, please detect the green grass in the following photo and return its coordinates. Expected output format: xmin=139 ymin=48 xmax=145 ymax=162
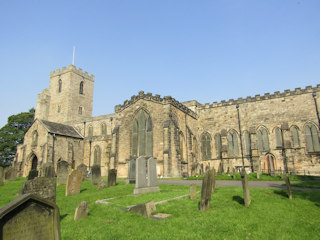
xmin=289 ymin=181 xmax=320 ymax=189
xmin=1 ymin=178 xmax=320 ymax=239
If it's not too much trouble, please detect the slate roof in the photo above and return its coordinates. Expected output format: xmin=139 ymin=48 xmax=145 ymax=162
xmin=40 ymin=120 xmax=83 ymax=139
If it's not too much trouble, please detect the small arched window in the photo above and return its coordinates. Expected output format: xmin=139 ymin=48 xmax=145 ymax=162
xmin=201 ymin=132 xmax=211 ymax=160
xmin=101 ymin=123 xmax=107 ymax=135
xmin=214 ymin=134 xmax=222 ymax=159
xmin=32 ymin=130 xmax=38 ymax=147
xmin=227 ymin=130 xmax=239 ymax=157
xmin=58 ymin=79 xmax=62 ymax=93
xmin=78 ymin=106 xmax=83 ymax=115
xmin=305 ymin=123 xmax=320 ymax=153
xmin=244 ymin=131 xmax=251 ymax=156
xmin=291 ymin=126 xmax=300 ymax=148
xmin=275 ymin=127 xmax=282 ymax=148
xmin=79 ymin=81 xmax=84 ymax=94
xmin=257 ymin=127 xmax=270 ymax=152
xmin=88 ymin=125 xmax=93 ymax=137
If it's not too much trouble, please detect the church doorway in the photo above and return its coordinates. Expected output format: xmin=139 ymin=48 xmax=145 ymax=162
xmin=31 ymin=155 xmax=38 ymax=170
xmin=264 ymin=153 xmax=276 ymax=174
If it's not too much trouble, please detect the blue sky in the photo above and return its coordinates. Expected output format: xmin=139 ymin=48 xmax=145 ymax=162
xmin=0 ymin=0 xmax=319 ymax=127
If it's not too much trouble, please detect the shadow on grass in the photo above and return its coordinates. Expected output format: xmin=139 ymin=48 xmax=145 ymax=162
xmin=60 ymin=214 xmax=68 ymax=220
xmin=273 ymin=190 xmax=289 ymax=199
xmin=80 ymin=188 xmax=87 ymax=193
xmin=274 ymin=189 xmax=320 ymax=207
xmin=232 ymin=196 xmax=244 ymax=205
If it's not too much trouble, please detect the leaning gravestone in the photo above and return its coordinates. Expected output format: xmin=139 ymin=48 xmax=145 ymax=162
xmin=190 ymin=184 xmax=197 ymax=200
xmin=5 ymin=166 xmax=17 ymax=181
xmin=0 ymin=166 xmax=5 ymax=186
xmin=57 ymin=161 xmax=69 ymax=185
xmin=285 ymin=175 xmax=292 ymax=200
xmin=27 ymin=169 xmax=38 ymax=180
xmin=43 ymin=162 xmax=55 ymax=178
xmin=22 ymin=177 xmax=57 ymax=203
xmin=128 ymin=200 xmax=156 ymax=218
xmin=91 ymin=165 xmax=101 ymax=185
xmin=65 ymin=170 xmax=82 ymax=196
xmin=199 ymin=169 xmax=214 ymax=212
xmin=241 ymin=168 xmax=251 ymax=207
xmin=127 ymin=159 xmax=136 ymax=184
xmin=0 ymin=194 xmax=61 ymax=240
xmin=74 ymin=201 xmax=88 ymax=221
xmin=108 ymin=169 xmax=117 ymax=187
xmin=77 ymin=164 xmax=88 ymax=181
xmin=134 ymin=157 xmax=160 ymax=195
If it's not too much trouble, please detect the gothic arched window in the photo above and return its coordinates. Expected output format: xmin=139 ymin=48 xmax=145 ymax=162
xmin=257 ymin=127 xmax=270 ymax=152
xmin=244 ymin=131 xmax=251 ymax=156
xmin=305 ymin=123 xmax=320 ymax=153
xmin=291 ymin=126 xmax=300 ymax=148
xmin=58 ymin=79 xmax=62 ymax=93
xmin=228 ymin=130 xmax=239 ymax=157
xmin=101 ymin=122 xmax=107 ymax=135
xmin=275 ymin=127 xmax=282 ymax=148
xmin=32 ymin=130 xmax=38 ymax=147
xmin=88 ymin=125 xmax=93 ymax=137
xmin=201 ymin=132 xmax=211 ymax=160
xmin=214 ymin=134 xmax=222 ymax=159
xmin=78 ymin=106 xmax=83 ymax=115
xmin=80 ymin=81 xmax=84 ymax=94
xmin=132 ymin=110 xmax=153 ymax=157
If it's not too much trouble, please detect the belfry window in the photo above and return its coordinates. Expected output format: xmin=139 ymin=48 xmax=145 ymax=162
xmin=305 ymin=123 xmax=320 ymax=153
xmin=78 ymin=106 xmax=83 ymax=115
xmin=80 ymin=81 xmax=84 ymax=94
xmin=201 ymin=132 xmax=211 ymax=160
xmin=58 ymin=79 xmax=62 ymax=93
xmin=132 ymin=110 xmax=153 ymax=157
xmin=228 ymin=130 xmax=239 ymax=157
xmin=101 ymin=123 xmax=107 ymax=135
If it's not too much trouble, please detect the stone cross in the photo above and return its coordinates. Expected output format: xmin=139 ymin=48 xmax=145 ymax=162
xmin=0 ymin=194 xmax=61 ymax=240
xmin=199 ymin=169 xmax=214 ymax=212
xmin=285 ymin=175 xmax=292 ymax=200
xmin=22 ymin=177 xmax=57 ymax=203
xmin=241 ymin=168 xmax=251 ymax=207
xmin=65 ymin=170 xmax=82 ymax=196
xmin=190 ymin=184 xmax=197 ymax=200
xmin=57 ymin=161 xmax=69 ymax=185
xmin=107 ymin=169 xmax=117 ymax=187
xmin=91 ymin=165 xmax=101 ymax=185
xmin=27 ymin=169 xmax=38 ymax=180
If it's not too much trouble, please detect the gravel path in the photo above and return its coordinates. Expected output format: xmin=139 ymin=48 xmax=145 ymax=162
xmin=158 ymin=179 xmax=320 ymax=191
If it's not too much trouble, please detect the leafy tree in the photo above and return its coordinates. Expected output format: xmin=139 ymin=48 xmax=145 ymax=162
xmin=0 ymin=108 xmax=34 ymax=167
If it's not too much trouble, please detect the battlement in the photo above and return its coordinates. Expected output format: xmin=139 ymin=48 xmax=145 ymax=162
xmin=199 ymin=84 xmax=320 ymax=109
xmin=115 ymin=91 xmax=198 ymax=119
xmin=50 ymin=65 xmax=94 ymax=81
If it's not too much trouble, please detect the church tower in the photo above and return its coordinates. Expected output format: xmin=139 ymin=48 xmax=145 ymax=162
xmin=35 ymin=65 xmax=94 ymax=124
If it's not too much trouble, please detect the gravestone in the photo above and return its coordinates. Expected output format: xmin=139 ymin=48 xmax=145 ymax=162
xmin=57 ymin=161 xmax=69 ymax=185
xmin=5 ymin=166 xmax=17 ymax=181
xmin=0 ymin=166 xmax=4 ymax=186
xmin=22 ymin=177 xmax=57 ymax=203
xmin=77 ymin=164 xmax=87 ymax=181
xmin=97 ymin=179 xmax=106 ymax=190
xmin=43 ymin=162 xmax=55 ymax=178
xmin=212 ymin=167 xmax=216 ymax=193
xmin=127 ymin=159 xmax=136 ymax=184
xmin=0 ymin=194 xmax=61 ymax=240
xmin=27 ymin=169 xmax=38 ymax=180
xmin=134 ymin=157 xmax=160 ymax=195
xmin=190 ymin=184 xmax=197 ymax=200
xmin=199 ymin=169 xmax=214 ymax=212
xmin=285 ymin=175 xmax=292 ymax=200
xmin=232 ymin=167 xmax=236 ymax=180
xmin=128 ymin=200 xmax=156 ymax=218
xmin=74 ymin=201 xmax=88 ymax=221
xmin=241 ymin=168 xmax=251 ymax=207
xmin=108 ymin=169 xmax=117 ymax=187
xmin=66 ymin=170 xmax=82 ymax=196
xmin=91 ymin=165 xmax=101 ymax=185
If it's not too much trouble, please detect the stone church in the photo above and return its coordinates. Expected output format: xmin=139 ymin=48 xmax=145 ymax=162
xmin=14 ymin=65 xmax=320 ymax=177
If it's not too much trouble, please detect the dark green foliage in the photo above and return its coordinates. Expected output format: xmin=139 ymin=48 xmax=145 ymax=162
xmin=0 ymin=109 xmax=34 ymax=167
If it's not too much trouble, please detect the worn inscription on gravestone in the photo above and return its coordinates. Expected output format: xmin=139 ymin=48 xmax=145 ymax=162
xmin=0 ymin=194 xmax=61 ymax=240
xmin=66 ymin=170 xmax=82 ymax=196
xmin=91 ymin=165 xmax=101 ymax=185
xmin=57 ymin=161 xmax=69 ymax=185
xmin=22 ymin=177 xmax=57 ymax=203
xmin=199 ymin=169 xmax=214 ymax=212
xmin=76 ymin=164 xmax=87 ymax=181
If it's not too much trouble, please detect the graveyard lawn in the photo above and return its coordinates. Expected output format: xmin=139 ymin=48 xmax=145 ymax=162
xmin=0 ymin=178 xmax=320 ymax=239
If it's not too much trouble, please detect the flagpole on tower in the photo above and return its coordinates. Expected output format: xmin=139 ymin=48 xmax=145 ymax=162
xmin=72 ymin=46 xmax=75 ymax=65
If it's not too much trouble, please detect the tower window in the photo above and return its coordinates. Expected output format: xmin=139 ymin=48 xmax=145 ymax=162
xmin=58 ymin=79 xmax=62 ymax=93
xmin=58 ymin=105 xmax=61 ymax=113
xmin=80 ymin=81 xmax=84 ymax=94
xmin=78 ymin=106 xmax=83 ymax=115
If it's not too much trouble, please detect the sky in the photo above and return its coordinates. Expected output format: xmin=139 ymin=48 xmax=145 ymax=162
xmin=0 ymin=0 xmax=319 ymax=128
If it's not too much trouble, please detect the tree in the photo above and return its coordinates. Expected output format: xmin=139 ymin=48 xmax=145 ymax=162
xmin=0 ymin=108 xmax=34 ymax=167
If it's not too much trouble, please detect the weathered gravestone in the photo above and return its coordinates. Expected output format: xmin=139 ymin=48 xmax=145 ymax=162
xmin=27 ymin=169 xmax=38 ymax=180
xmin=212 ymin=167 xmax=216 ymax=193
xmin=76 ymin=164 xmax=87 ymax=181
xmin=199 ymin=169 xmax=214 ymax=212
xmin=128 ymin=200 xmax=156 ymax=218
xmin=43 ymin=162 xmax=55 ymax=178
xmin=190 ymin=184 xmax=197 ymax=200
xmin=233 ymin=167 xmax=236 ymax=180
xmin=0 ymin=166 xmax=4 ymax=186
xmin=0 ymin=194 xmax=61 ymax=240
xmin=65 ymin=170 xmax=82 ymax=196
xmin=108 ymin=169 xmax=117 ymax=187
xmin=285 ymin=175 xmax=292 ymax=200
xmin=134 ymin=157 xmax=160 ymax=195
xmin=22 ymin=177 xmax=57 ymax=203
xmin=5 ymin=166 xmax=17 ymax=181
xmin=57 ymin=161 xmax=69 ymax=185
xmin=97 ymin=179 xmax=106 ymax=190
xmin=91 ymin=165 xmax=101 ymax=185
xmin=74 ymin=201 xmax=88 ymax=221
xmin=127 ymin=159 xmax=136 ymax=184
xmin=241 ymin=168 xmax=251 ymax=207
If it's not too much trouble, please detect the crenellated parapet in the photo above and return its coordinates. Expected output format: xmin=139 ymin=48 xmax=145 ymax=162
xmin=50 ymin=65 xmax=94 ymax=81
xmin=115 ymin=91 xmax=198 ymax=119
xmin=199 ymin=84 xmax=320 ymax=109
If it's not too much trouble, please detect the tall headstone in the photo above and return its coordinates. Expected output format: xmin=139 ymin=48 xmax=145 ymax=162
xmin=0 ymin=194 xmax=61 ymax=240
xmin=134 ymin=157 xmax=160 ymax=195
xmin=241 ymin=168 xmax=251 ymax=207
xmin=74 ymin=201 xmax=88 ymax=221
xmin=43 ymin=162 xmax=55 ymax=178
xmin=65 ymin=170 xmax=82 ymax=196
xmin=127 ymin=159 xmax=136 ymax=184
xmin=27 ymin=169 xmax=38 ymax=180
xmin=190 ymin=184 xmax=197 ymax=200
xmin=5 ymin=166 xmax=17 ymax=181
xmin=91 ymin=165 xmax=101 ymax=185
xmin=22 ymin=177 xmax=57 ymax=203
xmin=107 ymin=169 xmax=117 ymax=187
xmin=57 ymin=161 xmax=69 ymax=185
xmin=199 ymin=169 xmax=214 ymax=212
xmin=285 ymin=175 xmax=292 ymax=200
xmin=76 ymin=164 xmax=87 ymax=181
xmin=0 ymin=166 xmax=4 ymax=186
